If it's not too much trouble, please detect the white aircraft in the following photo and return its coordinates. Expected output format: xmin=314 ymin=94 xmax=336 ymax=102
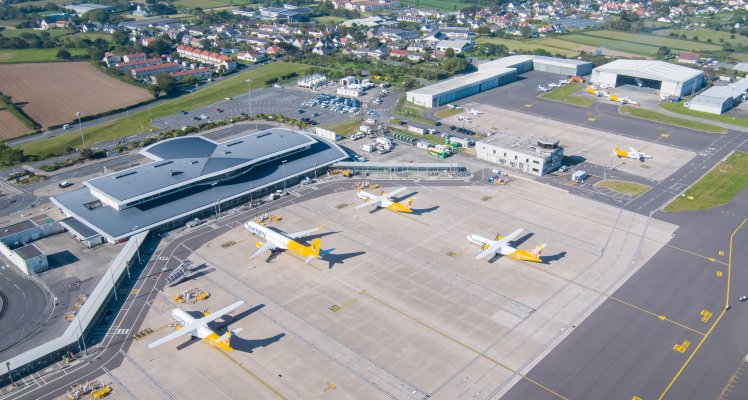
xmin=614 ymin=146 xmax=652 ymax=161
xmin=456 ymin=114 xmax=471 ymax=122
xmin=446 ymin=104 xmax=460 ymax=109
xmin=610 ymin=94 xmax=638 ymax=105
xmin=467 ymin=228 xmax=547 ymax=262
xmin=356 ymin=186 xmax=413 ymax=213
xmin=466 ymin=108 xmax=483 ymax=116
xmin=245 ymin=221 xmax=329 ymax=264
xmin=548 ymin=82 xmax=561 ymax=88
xmin=537 ymin=85 xmax=551 ymax=92
xmin=148 ymin=301 xmax=245 ymax=351
xmin=558 ymin=79 xmax=569 ymax=86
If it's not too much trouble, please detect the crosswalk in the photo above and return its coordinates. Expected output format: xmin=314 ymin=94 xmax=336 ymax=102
xmin=92 ymin=327 xmax=131 ymax=336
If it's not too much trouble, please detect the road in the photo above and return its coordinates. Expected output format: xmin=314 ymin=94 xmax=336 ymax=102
xmin=0 ymin=266 xmax=51 ymax=356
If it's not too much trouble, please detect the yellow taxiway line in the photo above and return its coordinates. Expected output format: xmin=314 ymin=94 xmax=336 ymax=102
xmin=658 ymin=218 xmax=747 ymax=400
xmin=212 ymin=346 xmax=288 ymax=400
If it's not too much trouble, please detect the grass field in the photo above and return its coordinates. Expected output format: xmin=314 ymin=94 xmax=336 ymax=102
xmin=434 ymin=108 xmax=462 ymax=119
xmin=314 ymin=16 xmax=345 ymax=25
xmin=580 ymin=30 xmax=722 ymax=52
xmin=620 ymin=106 xmax=726 ymax=134
xmin=0 ymin=48 xmax=88 ymax=63
xmin=0 ymin=28 xmax=72 ymax=38
xmin=540 ymin=82 xmax=593 ymax=107
xmin=665 ymin=151 xmax=748 ymax=212
xmin=660 ymin=101 xmax=748 ymax=129
xmin=172 ymin=0 xmax=255 ymax=8
xmin=595 ymin=180 xmax=649 ymax=196
xmin=561 ymin=33 xmax=660 ymax=57
xmin=395 ymin=103 xmax=434 ymax=126
xmin=397 ymin=0 xmax=470 ymax=11
xmin=19 ymin=63 xmax=312 ymax=157
xmin=476 ymin=37 xmax=580 ymax=57
xmin=653 ymin=28 xmax=748 ymax=47
xmin=322 ymin=117 xmax=361 ymax=136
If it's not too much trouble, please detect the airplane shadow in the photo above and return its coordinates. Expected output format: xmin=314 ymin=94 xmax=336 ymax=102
xmin=189 ymin=267 xmax=216 ymax=280
xmin=231 ymin=333 xmax=285 ymax=353
xmin=191 ymin=263 xmax=210 ymax=273
xmin=323 ymin=251 xmax=366 ymax=269
xmin=393 ymin=191 xmax=419 ymax=202
xmin=302 ymin=230 xmax=339 ymax=241
xmin=541 ymin=251 xmax=567 ymax=264
xmin=411 ymin=206 xmax=439 ymax=215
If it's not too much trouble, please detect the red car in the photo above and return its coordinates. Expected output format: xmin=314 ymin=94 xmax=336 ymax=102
xmin=216 ymin=108 xmax=223 ymax=113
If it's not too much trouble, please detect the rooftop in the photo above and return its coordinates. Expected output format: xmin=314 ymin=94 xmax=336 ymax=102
xmin=478 ymin=133 xmax=562 ymax=157
xmin=408 ymin=68 xmax=516 ymax=96
xmin=85 ymin=128 xmax=315 ymax=206
xmin=593 ymin=59 xmax=703 ymax=83
xmin=0 ymin=220 xmax=37 ymax=239
xmin=690 ymin=79 xmax=748 ymax=106
xmin=15 ymin=244 xmax=43 ymax=261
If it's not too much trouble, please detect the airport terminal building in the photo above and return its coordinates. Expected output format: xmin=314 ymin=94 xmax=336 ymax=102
xmin=590 ymin=59 xmax=704 ymax=98
xmin=51 ymin=127 xmax=348 ymax=244
xmin=406 ymin=55 xmax=593 ymax=108
xmin=475 ymin=135 xmax=564 ymax=177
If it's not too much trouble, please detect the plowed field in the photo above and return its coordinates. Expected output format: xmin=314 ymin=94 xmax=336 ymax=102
xmin=0 ymin=62 xmax=152 ymax=128
xmin=0 ymin=110 xmax=31 ymax=138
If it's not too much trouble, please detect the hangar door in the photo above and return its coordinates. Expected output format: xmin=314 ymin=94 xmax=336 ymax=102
xmin=616 ymin=75 xmax=662 ymax=90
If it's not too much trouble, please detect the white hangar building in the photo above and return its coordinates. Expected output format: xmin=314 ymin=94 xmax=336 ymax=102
xmin=590 ymin=59 xmax=704 ymax=98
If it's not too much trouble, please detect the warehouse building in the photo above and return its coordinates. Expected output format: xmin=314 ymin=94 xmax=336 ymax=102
xmin=590 ymin=59 xmax=704 ymax=98
xmin=407 ymin=54 xmax=592 ymax=108
xmin=475 ymin=135 xmax=564 ymax=176
xmin=688 ymin=79 xmax=748 ymax=114
xmin=51 ymin=127 xmax=348 ymax=243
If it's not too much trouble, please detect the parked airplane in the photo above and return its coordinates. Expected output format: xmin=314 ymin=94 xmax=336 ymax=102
xmin=446 ymin=104 xmax=460 ymax=109
xmin=245 ymin=221 xmax=329 ymax=263
xmin=548 ymin=82 xmax=562 ymax=88
xmin=586 ymin=85 xmax=608 ymax=97
xmin=356 ymin=186 xmax=413 ymax=213
xmin=456 ymin=114 xmax=471 ymax=122
xmin=467 ymin=228 xmax=547 ymax=262
xmin=148 ymin=301 xmax=245 ymax=351
xmin=466 ymin=108 xmax=483 ymax=115
xmin=614 ymin=146 xmax=652 ymax=161
xmin=537 ymin=85 xmax=551 ymax=92
xmin=558 ymin=79 xmax=570 ymax=86
xmin=609 ymin=93 xmax=638 ymax=105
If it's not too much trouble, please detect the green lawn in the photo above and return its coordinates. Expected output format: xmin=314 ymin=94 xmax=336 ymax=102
xmin=434 ymin=108 xmax=462 ymax=119
xmin=395 ymin=103 xmax=434 ymax=126
xmin=595 ymin=180 xmax=649 ymax=196
xmin=321 ymin=117 xmax=361 ymax=136
xmin=172 ymin=0 xmax=254 ymax=8
xmin=561 ymin=33 xmax=660 ymax=57
xmin=620 ymin=106 xmax=726 ymax=134
xmin=0 ymin=48 xmax=87 ymax=63
xmin=659 ymin=101 xmax=748 ymax=129
xmin=397 ymin=0 xmax=470 ymax=11
xmin=19 ymin=62 xmax=312 ymax=157
xmin=665 ymin=151 xmax=748 ymax=212
xmin=314 ymin=16 xmax=345 ymax=25
xmin=0 ymin=28 xmax=73 ymax=38
xmin=540 ymin=82 xmax=593 ymax=107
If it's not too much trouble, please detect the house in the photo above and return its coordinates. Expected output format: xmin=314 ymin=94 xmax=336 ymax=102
xmin=266 ymin=45 xmax=283 ymax=56
xmin=435 ymin=39 xmax=473 ymax=54
xmin=237 ymin=51 xmax=266 ymax=62
xmin=123 ymin=52 xmax=147 ymax=63
xmin=678 ymin=51 xmax=700 ymax=64
xmin=131 ymin=62 xmax=180 ymax=80
xmin=142 ymin=37 xmax=157 ymax=47
xmin=40 ymin=16 xmax=72 ymax=30
xmin=167 ymin=67 xmax=212 ymax=82
xmin=176 ymin=45 xmax=237 ymax=71
xmin=116 ymin=57 xmax=163 ymax=72
xmin=102 ymin=52 xmax=121 ymax=67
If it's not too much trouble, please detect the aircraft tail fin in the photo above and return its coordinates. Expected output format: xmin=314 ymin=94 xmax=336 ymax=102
xmin=530 ymin=244 xmax=547 ymax=259
xmin=405 ymin=197 xmax=413 ymax=209
xmin=304 ymin=238 xmax=322 ymax=264
xmin=215 ymin=327 xmax=243 ymax=351
xmin=614 ymin=147 xmax=627 ymax=157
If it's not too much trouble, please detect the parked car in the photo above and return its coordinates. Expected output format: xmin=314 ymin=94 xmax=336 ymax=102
xmin=62 ymin=124 xmax=71 ymax=130
xmin=215 ymin=108 xmax=223 ymax=113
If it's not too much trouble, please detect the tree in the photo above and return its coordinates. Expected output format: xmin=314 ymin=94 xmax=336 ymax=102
xmin=83 ymin=8 xmax=108 ymax=23
xmin=656 ymin=46 xmax=670 ymax=59
xmin=112 ymin=30 xmax=129 ymax=45
xmin=444 ymin=48 xmax=455 ymax=58
xmin=147 ymin=38 xmax=171 ymax=56
xmin=519 ymin=25 xmax=533 ymax=38
xmin=476 ymin=26 xmax=491 ymax=36
xmin=56 ymin=49 xmax=71 ymax=60
xmin=367 ymin=37 xmax=380 ymax=49
xmin=155 ymin=74 xmax=177 ymax=96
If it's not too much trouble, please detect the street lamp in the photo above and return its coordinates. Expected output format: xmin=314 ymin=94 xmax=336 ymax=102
xmin=281 ymin=160 xmax=287 ymax=192
xmin=75 ymin=112 xmax=85 ymax=149
xmin=5 ymin=361 xmax=13 ymax=387
xmin=77 ymin=313 xmax=87 ymax=354
xmin=245 ymin=78 xmax=257 ymax=132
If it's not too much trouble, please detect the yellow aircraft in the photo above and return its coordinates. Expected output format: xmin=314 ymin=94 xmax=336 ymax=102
xmin=614 ymin=146 xmax=652 ymax=161
xmin=467 ymin=228 xmax=546 ymax=262
xmin=356 ymin=187 xmax=413 ymax=213
xmin=148 ymin=301 xmax=245 ymax=351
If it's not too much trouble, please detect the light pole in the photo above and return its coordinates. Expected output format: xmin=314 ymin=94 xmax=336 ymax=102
xmin=75 ymin=112 xmax=85 ymax=149
xmin=5 ymin=361 xmax=13 ymax=387
xmin=246 ymin=78 xmax=257 ymax=132
xmin=281 ymin=160 xmax=287 ymax=192
xmin=77 ymin=313 xmax=87 ymax=354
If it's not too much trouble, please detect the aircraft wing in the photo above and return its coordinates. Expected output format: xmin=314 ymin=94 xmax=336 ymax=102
xmin=287 ymin=226 xmax=322 ymax=239
xmin=629 ymin=146 xmax=637 ymax=154
xmin=354 ymin=187 xmax=407 ymax=209
xmin=251 ymin=241 xmax=278 ymax=258
xmin=474 ymin=228 xmax=524 ymax=260
xmin=148 ymin=301 xmax=245 ymax=349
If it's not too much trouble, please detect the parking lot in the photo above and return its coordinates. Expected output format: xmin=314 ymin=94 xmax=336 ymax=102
xmin=122 ymin=180 xmax=678 ymax=399
xmin=152 ymin=87 xmax=354 ymax=130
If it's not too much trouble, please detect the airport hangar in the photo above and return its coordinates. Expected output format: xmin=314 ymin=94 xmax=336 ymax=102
xmin=590 ymin=59 xmax=705 ymax=98
xmin=405 ymin=54 xmax=594 ymax=108
xmin=51 ymin=127 xmax=348 ymax=244
xmin=687 ymin=78 xmax=748 ymax=114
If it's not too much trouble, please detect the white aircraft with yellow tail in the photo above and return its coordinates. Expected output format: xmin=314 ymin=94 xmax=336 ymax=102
xmin=468 ymin=228 xmax=547 ymax=262
xmin=245 ymin=221 xmax=329 ymax=264
xmin=148 ymin=301 xmax=245 ymax=351
xmin=614 ymin=146 xmax=652 ymax=161
xmin=356 ymin=186 xmax=413 ymax=213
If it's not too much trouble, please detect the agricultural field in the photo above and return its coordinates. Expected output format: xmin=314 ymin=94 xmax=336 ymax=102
xmin=559 ymin=30 xmax=722 ymax=58
xmin=0 ymin=110 xmax=31 ymax=139
xmin=476 ymin=37 xmax=580 ymax=57
xmin=171 ymin=0 xmax=255 ymax=9
xmin=0 ymin=62 xmax=152 ymax=128
xmin=0 ymin=28 xmax=72 ymax=38
xmin=653 ymin=28 xmax=748 ymax=47
xmin=0 ymin=48 xmax=87 ymax=63
xmin=397 ymin=0 xmax=470 ymax=11
xmin=19 ymin=62 xmax=312 ymax=157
